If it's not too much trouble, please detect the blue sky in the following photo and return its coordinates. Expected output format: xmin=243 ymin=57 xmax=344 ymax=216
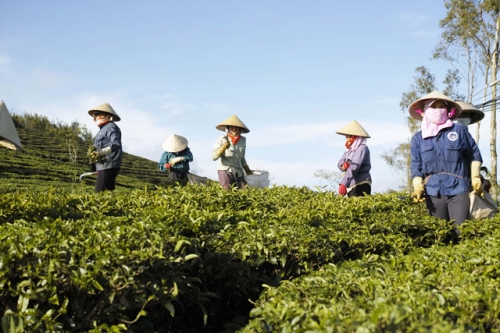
xmin=1 ymin=1 xmax=491 ymax=192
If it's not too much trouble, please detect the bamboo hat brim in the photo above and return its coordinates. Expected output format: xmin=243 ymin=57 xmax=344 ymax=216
xmin=88 ymin=103 xmax=121 ymax=122
xmin=454 ymin=100 xmax=484 ymax=124
xmin=408 ymin=90 xmax=462 ymax=121
xmin=162 ymin=134 xmax=188 ymax=152
xmin=216 ymin=114 xmax=250 ymax=133
xmin=336 ymin=120 xmax=370 ymax=138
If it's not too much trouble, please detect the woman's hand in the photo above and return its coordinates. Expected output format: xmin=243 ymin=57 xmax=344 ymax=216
xmin=338 ymin=184 xmax=347 ymax=195
xmin=341 ymin=160 xmax=351 ymax=171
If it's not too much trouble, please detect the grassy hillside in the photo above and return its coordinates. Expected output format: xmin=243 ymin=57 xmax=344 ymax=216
xmin=0 ymin=113 xmax=175 ymax=193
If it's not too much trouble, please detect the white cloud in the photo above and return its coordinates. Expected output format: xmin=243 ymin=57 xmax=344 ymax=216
xmin=251 ymin=122 xmax=341 ymax=147
xmin=367 ymin=122 xmax=411 ymax=147
xmin=250 ymin=119 xmax=409 ymax=149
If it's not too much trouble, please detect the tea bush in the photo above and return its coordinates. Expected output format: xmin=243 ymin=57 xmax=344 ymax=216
xmin=1 ymin=184 xmax=482 ymax=332
xmin=243 ymin=233 xmax=500 ymax=332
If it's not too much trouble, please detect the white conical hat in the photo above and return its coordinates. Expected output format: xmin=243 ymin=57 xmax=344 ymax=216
xmin=216 ymin=114 xmax=250 ymax=133
xmin=408 ymin=90 xmax=462 ymax=121
xmin=455 ymin=100 xmax=484 ymax=124
xmin=162 ymin=134 xmax=188 ymax=152
xmin=87 ymin=103 xmax=121 ymax=122
xmin=336 ymin=120 xmax=370 ymax=138
xmin=0 ymin=101 xmax=22 ymax=151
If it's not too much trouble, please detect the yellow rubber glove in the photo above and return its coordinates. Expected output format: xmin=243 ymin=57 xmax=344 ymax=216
xmin=412 ymin=177 xmax=425 ymax=202
xmin=471 ymin=161 xmax=483 ymax=196
xmin=213 ymin=142 xmax=230 ymax=160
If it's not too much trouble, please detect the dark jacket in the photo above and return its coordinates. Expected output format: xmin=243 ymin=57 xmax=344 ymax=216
xmin=94 ymin=122 xmax=123 ymax=171
xmin=411 ymin=123 xmax=482 ymax=196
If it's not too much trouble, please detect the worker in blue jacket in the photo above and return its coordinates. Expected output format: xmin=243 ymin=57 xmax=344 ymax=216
xmin=88 ymin=103 xmax=123 ymax=193
xmin=409 ymin=91 xmax=483 ymax=228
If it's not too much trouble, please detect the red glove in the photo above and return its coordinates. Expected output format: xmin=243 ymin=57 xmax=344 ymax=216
xmin=341 ymin=161 xmax=351 ymax=171
xmin=164 ymin=163 xmax=172 ymax=170
xmin=338 ymin=184 xmax=347 ymax=195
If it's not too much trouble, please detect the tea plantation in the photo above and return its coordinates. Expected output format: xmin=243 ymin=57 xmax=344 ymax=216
xmin=0 ymin=113 xmax=174 ymax=193
xmin=1 ymin=114 xmax=500 ymax=332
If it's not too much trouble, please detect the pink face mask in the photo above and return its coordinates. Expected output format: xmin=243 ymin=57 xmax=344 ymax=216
xmin=423 ymin=107 xmax=449 ymax=125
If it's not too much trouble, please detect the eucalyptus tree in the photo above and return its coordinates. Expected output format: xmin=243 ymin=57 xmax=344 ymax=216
xmin=434 ymin=0 xmax=500 ymax=197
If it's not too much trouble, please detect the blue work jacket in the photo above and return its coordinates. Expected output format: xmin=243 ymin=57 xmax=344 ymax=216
xmin=94 ymin=122 xmax=123 ymax=171
xmin=410 ymin=124 xmax=482 ymax=196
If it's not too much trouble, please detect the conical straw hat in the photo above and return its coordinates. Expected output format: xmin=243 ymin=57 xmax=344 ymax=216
xmin=0 ymin=101 xmax=22 ymax=151
xmin=336 ymin=120 xmax=370 ymax=138
xmin=162 ymin=134 xmax=188 ymax=152
xmin=408 ymin=90 xmax=462 ymax=121
xmin=216 ymin=114 xmax=250 ymax=133
xmin=455 ymin=100 xmax=484 ymax=124
xmin=87 ymin=103 xmax=121 ymax=122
